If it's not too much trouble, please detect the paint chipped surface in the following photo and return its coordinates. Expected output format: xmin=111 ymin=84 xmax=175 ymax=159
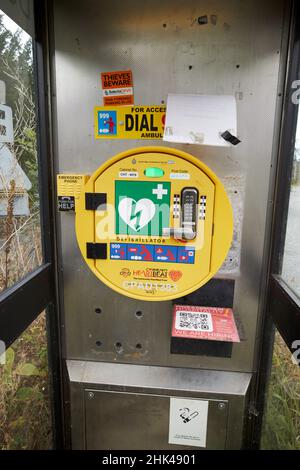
xmin=219 ymin=174 xmax=245 ymax=274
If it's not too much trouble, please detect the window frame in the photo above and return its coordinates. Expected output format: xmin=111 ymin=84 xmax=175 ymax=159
xmin=0 ymin=0 xmax=64 ymax=449
xmin=0 ymin=2 xmax=53 ymax=345
xmin=249 ymin=0 xmax=300 ymax=449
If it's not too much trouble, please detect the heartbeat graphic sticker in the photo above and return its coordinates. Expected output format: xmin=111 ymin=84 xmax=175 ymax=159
xmin=115 ymin=181 xmax=170 ymax=236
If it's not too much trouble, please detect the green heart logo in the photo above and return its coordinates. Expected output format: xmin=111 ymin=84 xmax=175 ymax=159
xmin=118 ymin=197 xmax=156 ymax=232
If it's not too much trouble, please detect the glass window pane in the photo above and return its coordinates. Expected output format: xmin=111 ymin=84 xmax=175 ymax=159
xmin=0 ymin=9 xmax=42 ymax=293
xmin=0 ymin=311 xmax=52 ymax=449
xmin=261 ymin=330 xmax=300 ymax=449
xmin=281 ymin=111 xmax=300 ymax=298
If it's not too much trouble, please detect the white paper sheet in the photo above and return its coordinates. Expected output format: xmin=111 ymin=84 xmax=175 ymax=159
xmin=163 ymin=94 xmax=237 ymax=147
xmin=168 ymin=397 xmax=209 ymax=448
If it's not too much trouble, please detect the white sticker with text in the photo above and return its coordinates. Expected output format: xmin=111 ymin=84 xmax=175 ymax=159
xmin=169 ymin=397 xmax=208 ymax=448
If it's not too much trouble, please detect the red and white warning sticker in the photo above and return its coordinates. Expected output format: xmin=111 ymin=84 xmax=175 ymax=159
xmin=101 ymin=70 xmax=134 ymax=106
xmin=172 ymin=305 xmax=240 ymax=342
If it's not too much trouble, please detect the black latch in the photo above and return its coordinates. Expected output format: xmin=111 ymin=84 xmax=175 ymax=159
xmin=85 ymin=193 xmax=107 ymax=210
xmin=86 ymin=243 xmax=107 ymax=259
xmin=220 ymin=130 xmax=241 ymax=146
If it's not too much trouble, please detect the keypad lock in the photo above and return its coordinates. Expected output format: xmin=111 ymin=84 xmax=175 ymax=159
xmin=163 ymin=187 xmax=198 ymax=240
xmin=181 ymin=187 xmax=198 ymax=240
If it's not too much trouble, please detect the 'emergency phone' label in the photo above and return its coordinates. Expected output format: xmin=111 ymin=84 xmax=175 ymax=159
xmin=57 ymin=174 xmax=89 ymax=211
xmin=94 ymin=105 xmax=166 ymax=139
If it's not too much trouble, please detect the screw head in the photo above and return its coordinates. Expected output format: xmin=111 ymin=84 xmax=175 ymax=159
xmin=218 ymin=402 xmax=226 ymax=410
xmin=88 ymin=392 xmax=94 ymax=399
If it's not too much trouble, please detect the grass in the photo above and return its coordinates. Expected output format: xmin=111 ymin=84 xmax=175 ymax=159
xmin=0 ymin=212 xmax=42 ymax=292
xmin=0 ymin=214 xmax=52 ymax=450
xmin=261 ymin=331 xmax=300 ymax=449
xmin=0 ymin=311 xmax=52 ymax=450
xmin=0 ymin=30 xmax=51 ymax=448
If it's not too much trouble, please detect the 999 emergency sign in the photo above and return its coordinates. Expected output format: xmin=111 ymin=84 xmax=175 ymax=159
xmin=94 ymin=105 xmax=166 ymax=139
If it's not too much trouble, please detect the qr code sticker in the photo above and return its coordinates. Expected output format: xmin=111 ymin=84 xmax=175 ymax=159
xmin=175 ymin=310 xmax=213 ymax=332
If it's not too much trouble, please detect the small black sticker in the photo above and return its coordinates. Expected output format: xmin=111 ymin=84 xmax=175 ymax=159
xmin=220 ymin=130 xmax=241 ymax=146
xmin=58 ymin=196 xmax=75 ymax=211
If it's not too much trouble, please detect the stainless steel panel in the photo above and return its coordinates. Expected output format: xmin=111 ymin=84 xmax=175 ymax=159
xmin=84 ymin=390 xmax=228 ymax=450
xmin=67 ymin=360 xmax=250 ymax=449
xmin=0 ymin=0 xmax=35 ymax=35
xmin=67 ymin=360 xmax=251 ymax=396
xmin=53 ymin=0 xmax=286 ymax=372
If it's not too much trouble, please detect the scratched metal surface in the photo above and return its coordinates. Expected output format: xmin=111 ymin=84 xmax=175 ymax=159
xmin=53 ymin=0 xmax=285 ymax=372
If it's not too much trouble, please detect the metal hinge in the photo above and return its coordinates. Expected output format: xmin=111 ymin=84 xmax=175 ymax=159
xmin=248 ymin=402 xmax=259 ymax=418
xmin=86 ymin=243 xmax=107 ymax=259
xmin=85 ymin=193 xmax=107 ymax=210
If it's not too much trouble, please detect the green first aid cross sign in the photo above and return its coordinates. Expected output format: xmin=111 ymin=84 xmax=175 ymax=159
xmin=115 ymin=180 xmax=171 ymax=236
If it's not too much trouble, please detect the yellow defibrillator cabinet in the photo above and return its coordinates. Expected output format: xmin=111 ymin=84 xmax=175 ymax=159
xmin=72 ymin=146 xmax=233 ymax=301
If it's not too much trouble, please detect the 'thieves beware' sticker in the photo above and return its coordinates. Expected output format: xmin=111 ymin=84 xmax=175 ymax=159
xmin=169 ymin=398 xmax=209 ymax=448
xmin=94 ymin=105 xmax=166 ymax=139
xmin=101 ymin=70 xmax=134 ymax=106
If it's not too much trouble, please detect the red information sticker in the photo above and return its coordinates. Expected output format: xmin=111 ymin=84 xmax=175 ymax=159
xmin=172 ymin=305 xmax=240 ymax=343
xmin=101 ymin=70 xmax=134 ymax=106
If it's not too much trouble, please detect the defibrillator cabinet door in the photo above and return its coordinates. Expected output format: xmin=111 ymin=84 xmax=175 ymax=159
xmin=75 ymin=146 xmax=232 ymax=301
xmin=93 ymin=149 xmax=215 ymax=301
